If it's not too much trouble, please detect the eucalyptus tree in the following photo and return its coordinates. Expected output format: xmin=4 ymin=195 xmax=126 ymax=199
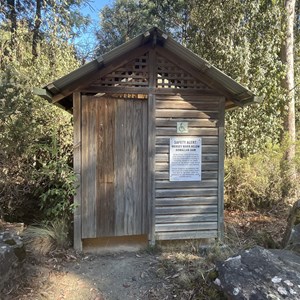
xmin=281 ymin=0 xmax=296 ymax=178
xmin=0 ymin=0 xmax=91 ymax=59
xmin=95 ymin=0 xmax=194 ymax=54
xmin=0 ymin=1 xmax=91 ymax=222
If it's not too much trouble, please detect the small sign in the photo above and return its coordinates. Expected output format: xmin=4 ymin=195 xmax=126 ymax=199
xmin=177 ymin=122 xmax=188 ymax=133
xmin=169 ymin=137 xmax=202 ymax=181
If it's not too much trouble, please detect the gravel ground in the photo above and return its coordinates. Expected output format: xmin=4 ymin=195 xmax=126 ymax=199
xmin=3 ymin=251 xmax=173 ymax=300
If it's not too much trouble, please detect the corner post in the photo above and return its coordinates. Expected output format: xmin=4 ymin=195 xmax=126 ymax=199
xmin=218 ymin=97 xmax=225 ymax=241
xmin=73 ymin=92 xmax=83 ymax=251
xmin=148 ymin=49 xmax=156 ymax=245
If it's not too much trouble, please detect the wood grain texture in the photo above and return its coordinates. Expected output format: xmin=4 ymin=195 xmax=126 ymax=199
xmin=156 ymin=230 xmax=218 ymax=240
xmin=114 ymin=99 xmax=126 ymax=236
xmin=218 ymin=97 xmax=225 ymax=240
xmin=73 ymin=92 xmax=82 ymax=251
xmin=154 ymin=89 xmax=222 ymax=240
xmin=156 ymin=109 xmax=218 ymax=119
xmin=148 ymin=49 xmax=156 ymax=244
xmin=155 ymin=222 xmax=217 ymax=232
xmin=156 ymin=214 xmax=217 ymax=223
xmin=155 ymin=196 xmax=218 ymax=206
xmin=81 ymin=95 xmax=96 ymax=238
xmin=81 ymin=96 xmax=148 ymax=238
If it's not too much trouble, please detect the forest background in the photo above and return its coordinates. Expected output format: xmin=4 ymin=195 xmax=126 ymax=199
xmin=0 ymin=0 xmax=299 ymax=240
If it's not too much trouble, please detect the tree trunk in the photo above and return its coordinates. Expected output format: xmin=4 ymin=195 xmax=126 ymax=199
xmin=32 ymin=0 xmax=42 ymax=59
xmin=6 ymin=0 xmax=17 ymax=54
xmin=281 ymin=0 xmax=296 ymax=182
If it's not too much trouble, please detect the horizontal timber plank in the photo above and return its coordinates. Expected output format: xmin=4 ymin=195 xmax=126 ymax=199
xmin=155 ymin=230 xmax=218 ymax=240
xmin=156 ymin=136 xmax=218 ymax=145
xmin=154 ymin=89 xmax=221 ymax=96
xmin=155 ymin=162 xmax=218 ymax=172
xmin=155 ymin=145 xmax=218 ymax=154
xmin=156 ymin=205 xmax=217 ymax=214
xmin=156 ymin=109 xmax=218 ymax=119
xmin=155 ymin=153 xmax=218 ymax=162
xmin=155 ymin=180 xmax=218 ymax=189
xmin=99 ymin=81 xmax=149 ymax=86
xmin=156 ymin=100 xmax=219 ymax=110
xmin=155 ymin=196 xmax=218 ymax=206
xmin=156 ymin=127 xmax=218 ymax=136
xmin=156 ymin=213 xmax=217 ymax=223
xmin=81 ymin=86 xmax=150 ymax=94
xmin=156 ymin=189 xmax=218 ymax=198
xmin=156 ymin=119 xmax=218 ymax=128
xmin=155 ymin=171 xmax=218 ymax=180
xmin=155 ymin=95 xmax=222 ymax=101
xmin=155 ymin=222 xmax=217 ymax=232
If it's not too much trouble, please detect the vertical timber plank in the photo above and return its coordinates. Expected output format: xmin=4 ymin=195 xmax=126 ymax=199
xmin=134 ymin=100 xmax=143 ymax=234
xmin=73 ymin=92 xmax=82 ymax=251
xmin=142 ymin=99 xmax=148 ymax=234
xmin=148 ymin=49 xmax=156 ymax=244
xmin=106 ymin=98 xmax=115 ymax=235
xmin=88 ymin=96 xmax=96 ymax=237
xmin=218 ymin=97 xmax=225 ymax=240
xmin=125 ymin=100 xmax=134 ymax=234
xmin=97 ymin=97 xmax=105 ymax=236
xmin=114 ymin=99 xmax=126 ymax=235
xmin=81 ymin=95 xmax=88 ymax=238
xmin=81 ymin=95 xmax=92 ymax=238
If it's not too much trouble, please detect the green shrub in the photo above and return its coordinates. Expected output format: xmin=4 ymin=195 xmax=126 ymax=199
xmin=32 ymin=133 xmax=76 ymax=223
xmin=224 ymin=143 xmax=292 ymax=210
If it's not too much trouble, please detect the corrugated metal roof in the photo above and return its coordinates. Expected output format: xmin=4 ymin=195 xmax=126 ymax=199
xmin=39 ymin=27 xmax=259 ymax=108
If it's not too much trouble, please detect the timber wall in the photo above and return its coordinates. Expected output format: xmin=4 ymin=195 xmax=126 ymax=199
xmin=154 ymin=94 xmax=225 ymax=240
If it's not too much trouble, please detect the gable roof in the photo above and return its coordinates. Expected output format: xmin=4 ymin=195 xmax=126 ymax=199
xmin=35 ymin=27 xmax=261 ymax=110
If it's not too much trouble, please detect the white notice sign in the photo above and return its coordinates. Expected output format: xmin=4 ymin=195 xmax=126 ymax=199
xmin=169 ymin=137 xmax=202 ymax=182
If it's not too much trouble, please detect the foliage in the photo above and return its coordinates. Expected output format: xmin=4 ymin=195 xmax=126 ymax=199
xmin=189 ymin=0 xmax=286 ymax=156
xmin=32 ymin=132 xmax=76 ymax=222
xmin=96 ymin=0 xmax=194 ymax=55
xmin=23 ymin=219 xmax=71 ymax=255
xmin=0 ymin=20 xmax=79 ymax=223
xmin=224 ymin=142 xmax=297 ymax=210
xmin=95 ymin=0 xmax=300 ymax=157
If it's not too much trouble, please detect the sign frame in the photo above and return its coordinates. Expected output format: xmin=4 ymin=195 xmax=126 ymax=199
xmin=169 ymin=137 xmax=202 ymax=182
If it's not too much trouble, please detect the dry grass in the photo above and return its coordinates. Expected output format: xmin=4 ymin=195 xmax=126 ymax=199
xmin=152 ymin=208 xmax=289 ymax=299
xmin=22 ymin=219 xmax=70 ymax=255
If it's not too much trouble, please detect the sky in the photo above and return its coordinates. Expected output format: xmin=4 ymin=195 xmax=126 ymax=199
xmin=75 ymin=0 xmax=112 ymax=60
xmin=82 ymin=0 xmax=112 ymax=23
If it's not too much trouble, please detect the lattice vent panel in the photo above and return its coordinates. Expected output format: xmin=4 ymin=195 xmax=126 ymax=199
xmin=93 ymin=54 xmax=149 ymax=87
xmin=156 ymin=55 xmax=211 ymax=90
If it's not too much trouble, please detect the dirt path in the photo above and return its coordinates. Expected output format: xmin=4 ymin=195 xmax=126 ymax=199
xmin=2 ymin=209 xmax=287 ymax=300
xmin=4 ymin=251 xmax=174 ymax=300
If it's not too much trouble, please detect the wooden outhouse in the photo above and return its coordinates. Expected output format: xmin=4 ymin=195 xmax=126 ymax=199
xmin=36 ymin=27 xmax=258 ymax=251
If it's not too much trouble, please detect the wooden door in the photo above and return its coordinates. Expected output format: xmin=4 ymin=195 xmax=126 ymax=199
xmin=81 ymin=96 xmax=148 ymax=238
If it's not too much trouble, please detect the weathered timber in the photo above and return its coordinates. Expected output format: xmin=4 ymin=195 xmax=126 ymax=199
xmin=155 ymin=222 xmax=217 ymax=232
xmin=155 ymin=180 xmax=218 ymax=189
xmin=73 ymin=92 xmax=82 ymax=250
xmin=156 ymin=127 xmax=218 ymax=136
xmin=218 ymin=97 xmax=225 ymax=240
xmin=156 ymin=109 xmax=218 ymax=119
xmin=155 ymin=171 xmax=218 ymax=180
xmin=156 ymin=230 xmax=218 ymax=240
xmin=155 ymin=196 xmax=218 ymax=206
xmin=156 ymin=214 xmax=218 ymax=223
xmin=148 ymin=49 xmax=156 ymax=244
xmin=156 ymin=205 xmax=218 ymax=215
